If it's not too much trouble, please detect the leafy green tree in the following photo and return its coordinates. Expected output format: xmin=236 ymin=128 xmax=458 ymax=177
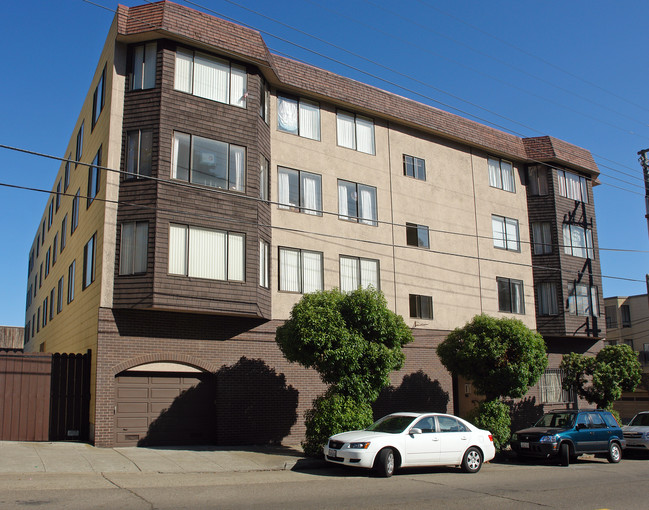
xmin=276 ymin=288 xmax=413 ymax=402
xmin=561 ymin=344 xmax=641 ymax=410
xmin=276 ymin=288 xmax=413 ymax=454
xmin=436 ymin=314 xmax=548 ymax=401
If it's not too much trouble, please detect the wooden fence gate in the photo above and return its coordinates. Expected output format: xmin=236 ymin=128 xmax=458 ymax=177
xmin=0 ymin=350 xmax=91 ymax=441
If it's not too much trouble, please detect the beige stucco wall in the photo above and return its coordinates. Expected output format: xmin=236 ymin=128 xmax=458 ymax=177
xmin=269 ymin=93 xmax=536 ymax=331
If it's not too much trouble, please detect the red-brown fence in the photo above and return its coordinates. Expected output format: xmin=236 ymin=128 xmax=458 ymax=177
xmin=0 ymin=350 xmax=91 ymax=442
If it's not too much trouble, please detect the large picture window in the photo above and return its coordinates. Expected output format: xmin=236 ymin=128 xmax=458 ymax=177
xmin=336 ymin=111 xmax=375 ymax=154
xmin=279 ymin=247 xmax=323 ymax=293
xmin=278 ymin=167 xmax=322 ymax=215
xmin=119 ymin=222 xmax=149 ymax=275
xmin=173 ymin=132 xmax=245 ymax=192
xmin=488 ymin=157 xmax=515 ymax=192
xmin=492 ymin=215 xmax=520 ymax=251
xmin=562 ymin=224 xmax=594 ymax=259
xmin=277 ymin=95 xmax=320 ymax=140
xmin=169 ymin=224 xmax=245 ymax=282
xmin=497 ymin=277 xmax=524 ymax=314
xmin=174 ymin=48 xmax=247 ymax=108
xmin=339 ymin=256 xmax=379 ymax=292
xmin=338 ymin=180 xmax=377 ymax=226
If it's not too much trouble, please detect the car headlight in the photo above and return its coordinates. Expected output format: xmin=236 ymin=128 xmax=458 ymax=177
xmin=643 ymin=432 xmax=649 ymax=439
xmin=539 ymin=435 xmax=558 ymax=443
xmin=511 ymin=433 xmax=518 ymax=441
xmin=347 ymin=442 xmax=371 ymax=449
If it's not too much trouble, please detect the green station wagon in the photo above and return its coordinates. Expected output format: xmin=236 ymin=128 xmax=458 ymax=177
xmin=510 ymin=410 xmax=625 ymax=466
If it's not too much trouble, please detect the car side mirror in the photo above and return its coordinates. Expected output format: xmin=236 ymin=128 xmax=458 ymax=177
xmin=409 ymin=428 xmax=422 ymax=435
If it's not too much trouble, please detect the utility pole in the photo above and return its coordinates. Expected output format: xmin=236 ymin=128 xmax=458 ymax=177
xmin=637 ymin=149 xmax=649 ymax=301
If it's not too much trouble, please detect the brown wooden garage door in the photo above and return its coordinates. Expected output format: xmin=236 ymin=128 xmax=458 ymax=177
xmin=114 ymin=372 xmax=216 ymax=447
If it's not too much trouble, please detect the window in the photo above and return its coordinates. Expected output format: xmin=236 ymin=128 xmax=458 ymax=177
xmin=260 ymin=157 xmax=269 ymax=201
xmin=42 ymin=298 xmax=47 ymax=327
xmin=562 ymin=224 xmax=594 ymax=259
xmin=277 ymin=95 xmax=320 ymax=140
xmin=173 ymin=132 xmax=245 ymax=192
xmin=557 ymin=169 xmax=588 ymax=203
xmin=49 ymin=288 xmax=54 ymax=321
xmin=126 ymin=130 xmax=153 ymax=178
xmin=36 ymin=234 xmax=40 ymax=257
xmin=67 ymin=261 xmax=75 ymax=303
xmin=45 ymin=248 xmax=50 ymax=278
xmin=57 ymin=277 xmax=64 ymax=314
xmin=92 ymin=65 xmax=106 ymax=129
xmin=37 ymin=308 xmax=40 ymax=332
xmin=403 ymin=155 xmax=426 ymax=180
xmin=259 ymin=240 xmax=270 ymax=289
xmin=278 ymin=167 xmax=322 ymax=215
xmin=340 ymin=256 xmax=379 ymax=292
xmin=174 ymin=48 xmax=247 ymax=108
xmin=48 ymin=200 xmax=53 ymax=229
xmin=41 ymin=221 xmax=45 ymax=244
xmin=278 ymin=247 xmax=323 ymax=293
xmin=169 ymin=224 xmax=245 ymax=282
xmin=409 ymin=294 xmax=433 ymax=319
xmin=540 ymin=369 xmax=572 ymax=403
xmin=336 ymin=111 xmax=375 ymax=154
xmin=528 ymin=165 xmax=548 ymax=195
xmin=76 ymin=121 xmax=84 ymax=162
xmin=61 ymin=215 xmax=67 ymax=252
xmin=53 ymin=234 xmax=58 ymax=266
xmin=567 ymin=283 xmax=598 ymax=316
xmin=131 ymin=42 xmax=156 ymax=90
xmin=259 ymin=78 xmax=270 ymax=123
xmin=87 ymin=147 xmax=101 ymax=207
xmin=497 ymin=277 xmax=524 ymax=314
xmin=437 ymin=416 xmax=468 ymax=433
xmin=531 ymin=222 xmax=552 ymax=255
xmin=621 ymin=304 xmax=631 ymax=327
xmin=488 ymin=157 xmax=515 ymax=192
xmin=119 ymin=222 xmax=148 ymax=275
xmin=39 ymin=264 xmax=42 ymax=288
xmin=72 ymin=190 xmax=80 ymax=233
xmin=338 ymin=180 xmax=377 ymax=226
xmin=64 ymin=157 xmax=71 ymax=191
xmin=83 ymin=234 xmax=97 ymax=289
xmin=406 ymin=223 xmax=429 ymax=248
xmin=492 ymin=215 xmax=520 ymax=251
xmin=537 ymin=282 xmax=558 ymax=316
xmin=605 ymin=305 xmax=617 ymax=328
xmin=56 ymin=180 xmax=61 ymax=211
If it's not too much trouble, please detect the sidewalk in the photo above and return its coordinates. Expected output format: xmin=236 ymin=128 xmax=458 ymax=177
xmin=0 ymin=441 xmax=327 ymax=475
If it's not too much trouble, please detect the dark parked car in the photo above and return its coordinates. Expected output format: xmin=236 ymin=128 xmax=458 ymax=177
xmin=510 ymin=410 xmax=625 ymax=466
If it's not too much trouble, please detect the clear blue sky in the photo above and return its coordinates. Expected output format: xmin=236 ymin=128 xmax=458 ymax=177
xmin=1 ymin=0 xmax=647 ymax=327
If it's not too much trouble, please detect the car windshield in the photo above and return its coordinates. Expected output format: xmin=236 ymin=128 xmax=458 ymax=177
xmin=366 ymin=415 xmax=416 ymax=434
xmin=629 ymin=413 xmax=649 ymax=427
xmin=534 ymin=413 xmax=575 ymax=428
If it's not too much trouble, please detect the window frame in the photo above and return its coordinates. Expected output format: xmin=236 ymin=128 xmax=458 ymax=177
xmin=567 ymin=283 xmax=599 ymax=317
xmin=87 ymin=147 xmax=102 ymax=207
xmin=488 ymin=157 xmax=515 ymax=192
xmin=557 ymin=169 xmax=588 ymax=203
xmin=492 ymin=215 xmax=520 ymax=252
xmin=528 ymin=165 xmax=548 ymax=196
xmin=497 ymin=277 xmax=525 ymax=314
xmin=119 ymin=221 xmax=149 ymax=276
xmin=76 ymin=121 xmax=84 ymax=163
xmin=403 ymin=154 xmax=426 ymax=181
xmin=337 ymin=179 xmax=378 ymax=226
xmin=537 ymin=282 xmax=558 ymax=316
xmin=67 ymin=260 xmax=76 ymax=304
xmin=406 ymin=222 xmax=430 ymax=248
xmin=409 ymin=294 xmax=433 ymax=319
xmin=71 ymin=190 xmax=80 ymax=235
xmin=278 ymin=247 xmax=323 ymax=294
xmin=277 ymin=94 xmax=321 ymax=141
xmin=562 ymin=223 xmax=594 ymax=259
xmin=82 ymin=233 xmax=97 ymax=290
xmin=126 ymin=129 xmax=153 ymax=178
xmin=531 ymin=221 xmax=553 ymax=255
xmin=92 ymin=65 xmax=106 ymax=130
xmin=131 ymin=42 xmax=157 ymax=91
xmin=278 ymin=167 xmax=323 ymax=216
xmin=339 ymin=255 xmax=380 ymax=292
xmin=336 ymin=110 xmax=375 ymax=155
xmin=259 ymin=239 xmax=270 ymax=289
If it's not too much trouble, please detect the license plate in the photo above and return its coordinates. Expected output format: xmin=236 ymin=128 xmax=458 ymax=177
xmin=520 ymin=441 xmax=529 ymax=449
xmin=328 ymin=449 xmax=338 ymax=458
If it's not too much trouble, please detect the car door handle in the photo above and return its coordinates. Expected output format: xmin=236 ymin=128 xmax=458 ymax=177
xmin=432 ymin=437 xmax=440 ymax=441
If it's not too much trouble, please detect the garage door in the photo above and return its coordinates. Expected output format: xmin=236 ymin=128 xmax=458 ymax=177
xmin=115 ymin=371 xmax=215 ymax=447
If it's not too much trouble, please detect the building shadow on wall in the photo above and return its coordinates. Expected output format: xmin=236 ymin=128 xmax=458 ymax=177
xmin=508 ymin=397 xmax=545 ymax=431
xmin=372 ymin=370 xmax=450 ymax=419
xmin=138 ymin=357 xmax=298 ymax=447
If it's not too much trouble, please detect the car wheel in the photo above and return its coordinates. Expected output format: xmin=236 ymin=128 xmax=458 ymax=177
xmin=608 ymin=442 xmax=621 ymax=463
xmin=559 ymin=443 xmax=570 ymax=466
xmin=461 ymin=447 xmax=483 ymax=473
xmin=376 ymin=448 xmax=396 ymax=477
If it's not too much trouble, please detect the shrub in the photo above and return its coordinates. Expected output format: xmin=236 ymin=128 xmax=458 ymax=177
xmin=467 ymin=399 xmax=511 ymax=450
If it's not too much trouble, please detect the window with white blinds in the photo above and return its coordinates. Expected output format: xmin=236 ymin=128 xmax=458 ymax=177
xmin=279 ymin=247 xmax=323 ymax=293
xmin=277 ymin=95 xmax=320 ymax=140
xmin=336 ymin=110 xmax=375 ymax=154
xmin=340 ymin=256 xmax=379 ymax=292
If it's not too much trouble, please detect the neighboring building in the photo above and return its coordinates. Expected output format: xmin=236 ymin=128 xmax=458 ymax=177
xmin=605 ymin=294 xmax=649 ymax=421
xmin=0 ymin=326 xmax=24 ymax=350
xmin=23 ymin=1 xmax=603 ymax=446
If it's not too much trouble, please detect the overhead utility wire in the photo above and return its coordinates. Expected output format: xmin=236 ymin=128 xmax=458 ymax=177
xmin=415 ymin=0 xmax=649 ymax=116
xmin=90 ymin=0 xmax=645 ymax=188
xmin=3 ymin=179 xmax=645 ymax=286
xmin=190 ymin=0 xmax=647 ymax=185
xmin=3 ymin=142 xmax=648 ymax=259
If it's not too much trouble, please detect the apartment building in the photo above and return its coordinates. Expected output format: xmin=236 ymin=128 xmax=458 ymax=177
xmin=23 ymin=1 xmax=603 ymax=447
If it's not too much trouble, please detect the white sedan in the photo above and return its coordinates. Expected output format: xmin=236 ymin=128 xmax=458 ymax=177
xmin=324 ymin=412 xmax=495 ymax=477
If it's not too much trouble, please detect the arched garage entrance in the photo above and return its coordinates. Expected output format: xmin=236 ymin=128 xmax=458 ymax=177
xmin=114 ymin=362 xmax=216 ymax=447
